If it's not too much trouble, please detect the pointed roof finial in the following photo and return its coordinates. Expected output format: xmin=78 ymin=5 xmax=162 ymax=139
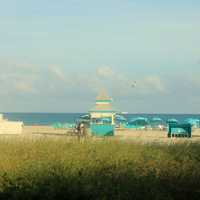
xmin=96 ymin=88 xmax=111 ymax=101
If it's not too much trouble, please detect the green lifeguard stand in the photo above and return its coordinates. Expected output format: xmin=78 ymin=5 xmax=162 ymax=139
xmin=90 ymin=90 xmax=116 ymax=136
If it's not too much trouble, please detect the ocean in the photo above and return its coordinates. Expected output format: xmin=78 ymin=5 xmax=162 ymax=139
xmin=3 ymin=113 xmax=200 ymax=126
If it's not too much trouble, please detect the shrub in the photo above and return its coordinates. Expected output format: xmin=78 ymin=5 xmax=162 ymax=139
xmin=0 ymin=138 xmax=200 ymax=200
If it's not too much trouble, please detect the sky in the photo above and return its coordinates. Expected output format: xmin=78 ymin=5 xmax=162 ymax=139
xmin=0 ymin=0 xmax=200 ymax=113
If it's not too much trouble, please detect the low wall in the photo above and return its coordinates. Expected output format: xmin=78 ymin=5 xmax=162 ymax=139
xmin=0 ymin=121 xmax=23 ymax=134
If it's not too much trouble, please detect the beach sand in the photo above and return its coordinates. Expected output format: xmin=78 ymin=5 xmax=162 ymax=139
xmin=115 ymin=128 xmax=200 ymax=144
xmin=0 ymin=126 xmax=193 ymax=144
xmin=1 ymin=125 xmax=200 ymax=144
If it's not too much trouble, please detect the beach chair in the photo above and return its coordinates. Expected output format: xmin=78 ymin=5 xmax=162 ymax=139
xmin=168 ymin=123 xmax=192 ymax=138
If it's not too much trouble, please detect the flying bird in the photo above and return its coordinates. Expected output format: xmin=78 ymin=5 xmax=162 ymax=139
xmin=131 ymin=81 xmax=137 ymax=88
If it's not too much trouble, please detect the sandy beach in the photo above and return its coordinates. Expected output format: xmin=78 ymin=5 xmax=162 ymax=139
xmin=0 ymin=125 xmax=197 ymax=144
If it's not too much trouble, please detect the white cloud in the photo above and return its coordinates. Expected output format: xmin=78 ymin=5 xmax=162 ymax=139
xmin=96 ymin=66 xmax=131 ymax=88
xmin=138 ymin=76 xmax=167 ymax=94
xmin=1 ymin=60 xmax=198 ymax=113
xmin=95 ymin=66 xmax=167 ymax=97
xmin=0 ymin=61 xmax=40 ymax=96
xmin=0 ymin=61 xmax=168 ymax=100
xmin=14 ymin=82 xmax=37 ymax=93
xmin=48 ymin=66 xmax=66 ymax=82
xmin=96 ymin=66 xmax=115 ymax=78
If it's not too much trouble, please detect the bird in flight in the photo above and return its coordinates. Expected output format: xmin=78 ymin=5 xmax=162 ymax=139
xmin=131 ymin=81 xmax=137 ymax=88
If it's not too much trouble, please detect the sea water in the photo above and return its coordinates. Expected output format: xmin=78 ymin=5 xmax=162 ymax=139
xmin=3 ymin=113 xmax=200 ymax=126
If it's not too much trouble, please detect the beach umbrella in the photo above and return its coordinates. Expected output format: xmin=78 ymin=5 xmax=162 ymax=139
xmin=167 ymin=119 xmax=178 ymax=127
xmin=115 ymin=115 xmax=127 ymax=122
xmin=167 ymin=118 xmax=178 ymax=123
xmin=80 ymin=114 xmax=90 ymax=120
xmin=52 ymin=122 xmax=63 ymax=129
xmin=63 ymin=123 xmax=75 ymax=128
xmin=101 ymin=118 xmax=112 ymax=123
xmin=129 ymin=117 xmax=149 ymax=126
xmin=151 ymin=117 xmax=163 ymax=122
xmin=151 ymin=118 xmax=164 ymax=124
xmin=150 ymin=117 xmax=165 ymax=129
xmin=184 ymin=118 xmax=200 ymax=128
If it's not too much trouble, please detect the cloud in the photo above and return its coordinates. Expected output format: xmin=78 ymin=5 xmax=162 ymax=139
xmin=0 ymin=63 xmax=85 ymax=97
xmin=48 ymin=66 xmax=67 ymax=82
xmin=14 ymin=81 xmax=37 ymax=93
xmin=0 ymin=61 xmax=40 ymax=95
xmin=138 ymin=76 xmax=167 ymax=94
xmin=96 ymin=66 xmax=115 ymax=78
xmin=0 ymin=61 xmax=168 ymax=100
xmin=1 ymin=60 xmax=198 ymax=113
xmin=96 ymin=66 xmax=131 ymax=88
xmin=95 ymin=66 xmax=167 ymax=97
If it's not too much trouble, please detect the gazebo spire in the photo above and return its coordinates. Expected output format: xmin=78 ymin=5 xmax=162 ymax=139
xmin=96 ymin=88 xmax=111 ymax=101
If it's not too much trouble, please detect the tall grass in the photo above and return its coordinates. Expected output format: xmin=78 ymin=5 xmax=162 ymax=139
xmin=0 ymin=137 xmax=200 ymax=200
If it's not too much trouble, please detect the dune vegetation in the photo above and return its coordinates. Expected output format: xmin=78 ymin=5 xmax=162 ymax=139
xmin=0 ymin=137 xmax=200 ymax=200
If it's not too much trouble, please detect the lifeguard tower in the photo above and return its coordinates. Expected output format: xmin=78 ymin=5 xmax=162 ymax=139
xmin=90 ymin=90 xmax=116 ymax=136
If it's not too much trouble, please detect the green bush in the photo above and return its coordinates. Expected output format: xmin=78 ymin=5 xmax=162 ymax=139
xmin=0 ymin=138 xmax=200 ymax=200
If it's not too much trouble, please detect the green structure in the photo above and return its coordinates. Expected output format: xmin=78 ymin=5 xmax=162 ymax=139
xmin=90 ymin=91 xmax=116 ymax=136
xmin=168 ymin=123 xmax=192 ymax=138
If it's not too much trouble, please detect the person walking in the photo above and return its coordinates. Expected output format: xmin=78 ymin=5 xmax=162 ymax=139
xmin=80 ymin=123 xmax=85 ymax=137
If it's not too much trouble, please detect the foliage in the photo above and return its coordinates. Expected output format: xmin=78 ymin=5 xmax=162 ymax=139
xmin=0 ymin=137 xmax=200 ymax=200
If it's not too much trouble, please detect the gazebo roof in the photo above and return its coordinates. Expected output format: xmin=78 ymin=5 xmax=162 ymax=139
xmin=96 ymin=89 xmax=112 ymax=101
xmin=90 ymin=90 xmax=116 ymax=113
xmin=91 ymin=104 xmax=114 ymax=112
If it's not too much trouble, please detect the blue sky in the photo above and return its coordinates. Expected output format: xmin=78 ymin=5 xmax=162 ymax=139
xmin=0 ymin=0 xmax=200 ymax=113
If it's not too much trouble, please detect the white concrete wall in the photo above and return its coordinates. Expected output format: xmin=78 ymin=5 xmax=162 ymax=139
xmin=0 ymin=121 xmax=23 ymax=134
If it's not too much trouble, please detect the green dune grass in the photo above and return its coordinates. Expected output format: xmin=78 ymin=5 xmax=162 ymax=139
xmin=0 ymin=138 xmax=200 ymax=200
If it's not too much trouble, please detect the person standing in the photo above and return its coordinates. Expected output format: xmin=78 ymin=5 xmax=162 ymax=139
xmin=80 ymin=123 xmax=85 ymax=136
